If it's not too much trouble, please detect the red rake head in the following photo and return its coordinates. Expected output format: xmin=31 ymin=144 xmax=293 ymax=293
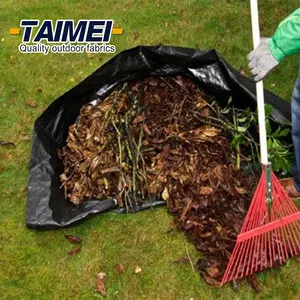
xmin=221 ymin=170 xmax=300 ymax=285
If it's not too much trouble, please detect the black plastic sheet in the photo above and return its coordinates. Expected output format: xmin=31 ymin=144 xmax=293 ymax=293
xmin=27 ymin=45 xmax=291 ymax=229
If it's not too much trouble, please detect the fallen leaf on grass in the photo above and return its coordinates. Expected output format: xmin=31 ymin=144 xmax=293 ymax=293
xmin=68 ymin=245 xmax=81 ymax=255
xmin=239 ymin=65 xmax=246 ymax=76
xmin=0 ymin=141 xmax=16 ymax=148
xmin=247 ymin=274 xmax=261 ymax=292
xmin=115 ymin=264 xmax=124 ymax=274
xmin=87 ymin=53 xmax=95 ymax=59
xmin=37 ymin=87 xmax=43 ymax=93
xmin=134 ymin=265 xmax=142 ymax=274
xmin=65 ymin=234 xmax=82 ymax=244
xmin=175 ymin=257 xmax=190 ymax=264
xmin=22 ymin=135 xmax=31 ymax=141
xmin=26 ymin=100 xmax=37 ymax=108
xmin=201 ymin=273 xmax=221 ymax=286
xmin=6 ymin=153 xmax=13 ymax=159
xmin=133 ymin=31 xmax=139 ymax=41
xmin=96 ymin=272 xmax=107 ymax=296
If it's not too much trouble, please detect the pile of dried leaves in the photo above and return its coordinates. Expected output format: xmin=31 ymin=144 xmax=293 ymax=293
xmin=58 ymin=76 xmax=255 ymax=286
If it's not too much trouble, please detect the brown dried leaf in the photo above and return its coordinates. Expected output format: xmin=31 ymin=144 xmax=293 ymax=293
xmin=134 ymin=114 xmax=145 ymax=124
xmin=115 ymin=264 xmax=125 ymax=274
xmin=37 ymin=87 xmax=43 ymax=93
xmin=26 ymin=100 xmax=37 ymax=108
xmin=143 ymin=124 xmax=152 ymax=135
xmin=175 ymin=257 xmax=190 ymax=264
xmin=133 ymin=31 xmax=139 ymax=41
xmin=199 ymin=231 xmax=212 ymax=238
xmin=22 ymin=135 xmax=31 ymax=141
xmin=206 ymin=265 xmax=220 ymax=278
xmin=247 ymin=274 xmax=261 ymax=292
xmin=0 ymin=141 xmax=16 ymax=148
xmin=201 ymin=273 xmax=221 ymax=286
xmin=161 ymin=186 xmax=169 ymax=201
xmin=68 ymin=245 xmax=81 ymax=255
xmin=235 ymin=186 xmax=247 ymax=194
xmin=200 ymin=186 xmax=213 ymax=195
xmin=100 ymin=166 xmax=120 ymax=174
xmin=64 ymin=234 xmax=82 ymax=244
xmin=96 ymin=272 xmax=107 ymax=296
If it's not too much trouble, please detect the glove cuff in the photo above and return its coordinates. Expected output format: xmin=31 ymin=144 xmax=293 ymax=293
xmin=269 ymin=37 xmax=285 ymax=62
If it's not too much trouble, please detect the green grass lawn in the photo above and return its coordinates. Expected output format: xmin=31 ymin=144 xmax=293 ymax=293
xmin=1 ymin=0 xmax=300 ymax=299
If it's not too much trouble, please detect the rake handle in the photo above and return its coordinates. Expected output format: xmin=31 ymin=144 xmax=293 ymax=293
xmin=250 ymin=0 xmax=269 ymax=165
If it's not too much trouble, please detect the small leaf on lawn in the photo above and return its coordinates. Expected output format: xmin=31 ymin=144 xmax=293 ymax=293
xmin=134 ymin=265 xmax=142 ymax=274
xmin=64 ymin=234 xmax=82 ymax=244
xmin=133 ymin=31 xmax=139 ymax=41
xmin=37 ymin=87 xmax=43 ymax=93
xmin=22 ymin=135 xmax=31 ymax=141
xmin=87 ymin=53 xmax=95 ymax=59
xmin=175 ymin=257 xmax=190 ymax=264
xmin=247 ymin=274 xmax=261 ymax=292
xmin=0 ymin=141 xmax=16 ymax=148
xmin=239 ymin=65 xmax=246 ymax=76
xmin=6 ymin=152 xmax=13 ymax=159
xmin=115 ymin=264 xmax=124 ymax=274
xmin=201 ymin=273 xmax=221 ymax=286
xmin=96 ymin=272 xmax=107 ymax=296
xmin=68 ymin=245 xmax=81 ymax=255
xmin=26 ymin=100 xmax=37 ymax=108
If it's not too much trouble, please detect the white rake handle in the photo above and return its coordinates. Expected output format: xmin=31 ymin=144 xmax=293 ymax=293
xmin=250 ymin=0 xmax=269 ymax=165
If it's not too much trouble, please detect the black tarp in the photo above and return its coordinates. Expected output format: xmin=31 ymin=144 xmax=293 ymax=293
xmin=26 ymin=45 xmax=291 ymax=229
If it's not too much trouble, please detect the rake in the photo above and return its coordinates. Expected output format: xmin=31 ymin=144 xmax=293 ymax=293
xmin=221 ymin=0 xmax=300 ymax=284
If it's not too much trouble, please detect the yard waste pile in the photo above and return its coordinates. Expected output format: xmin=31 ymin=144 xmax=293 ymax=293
xmin=27 ymin=47 xmax=291 ymax=233
xmin=58 ymin=75 xmax=261 ymax=284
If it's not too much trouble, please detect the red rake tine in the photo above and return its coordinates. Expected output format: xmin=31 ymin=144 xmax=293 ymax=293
xmin=221 ymin=171 xmax=300 ymax=285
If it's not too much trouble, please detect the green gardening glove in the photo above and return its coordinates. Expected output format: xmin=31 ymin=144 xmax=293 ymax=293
xmin=247 ymin=38 xmax=279 ymax=82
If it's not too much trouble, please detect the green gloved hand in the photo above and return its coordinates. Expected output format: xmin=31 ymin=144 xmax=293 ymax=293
xmin=247 ymin=38 xmax=279 ymax=82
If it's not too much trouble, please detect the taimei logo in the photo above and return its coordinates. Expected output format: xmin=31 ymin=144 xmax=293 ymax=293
xmin=10 ymin=20 xmax=124 ymax=55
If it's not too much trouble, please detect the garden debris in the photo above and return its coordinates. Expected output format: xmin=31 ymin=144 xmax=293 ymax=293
xmin=135 ymin=265 xmax=142 ymax=274
xmin=64 ymin=234 xmax=82 ymax=244
xmin=175 ymin=257 xmax=190 ymax=265
xmin=58 ymin=76 xmax=256 ymax=285
xmin=68 ymin=245 xmax=81 ymax=255
xmin=26 ymin=100 xmax=37 ymax=108
xmin=96 ymin=272 xmax=107 ymax=296
xmin=115 ymin=263 xmax=125 ymax=274
xmin=0 ymin=141 xmax=16 ymax=148
xmin=22 ymin=135 xmax=31 ymax=141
